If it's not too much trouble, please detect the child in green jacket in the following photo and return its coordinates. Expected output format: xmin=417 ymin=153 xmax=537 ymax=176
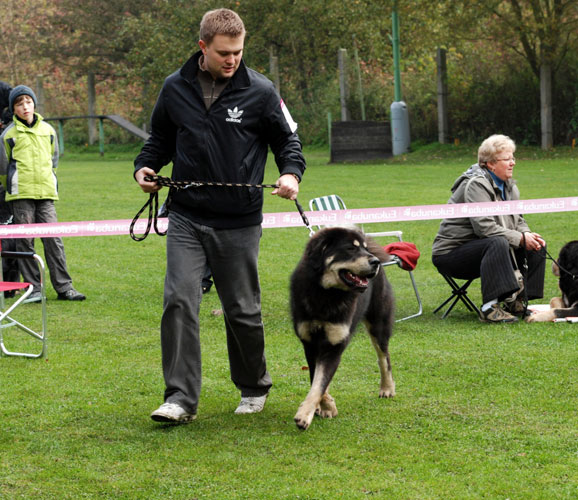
xmin=0 ymin=85 xmax=85 ymax=301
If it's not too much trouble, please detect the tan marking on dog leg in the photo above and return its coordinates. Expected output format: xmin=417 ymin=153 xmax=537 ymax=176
xmin=294 ymin=365 xmax=327 ymax=430
xmin=297 ymin=321 xmax=348 ymax=344
xmin=324 ymin=322 xmax=350 ymax=345
xmin=550 ymin=297 xmax=564 ymax=309
xmin=296 ymin=321 xmax=312 ymax=342
xmin=370 ymin=336 xmax=396 ymax=398
xmin=316 ymin=390 xmax=338 ymax=419
xmin=526 ymin=310 xmax=556 ymax=323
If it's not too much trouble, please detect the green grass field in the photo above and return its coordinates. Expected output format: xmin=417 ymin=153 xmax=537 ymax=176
xmin=1 ymin=143 xmax=577 ymax=499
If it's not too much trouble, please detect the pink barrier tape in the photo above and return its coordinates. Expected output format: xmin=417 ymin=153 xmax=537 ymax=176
xmin=0 ymin=196 xmax=576 ymax=238
xmin=0 ymin=219 xmax=166 ymax=239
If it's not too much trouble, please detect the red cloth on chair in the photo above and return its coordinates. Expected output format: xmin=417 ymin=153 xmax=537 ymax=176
xmin=383 ymin=242 xmax=420 ymax=271
xmin=0 ymin=282 xmax=30 ymax=292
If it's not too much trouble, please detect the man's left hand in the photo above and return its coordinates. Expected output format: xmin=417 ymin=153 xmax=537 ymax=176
xmin=272 ymin=174 xmax=299 ymax=201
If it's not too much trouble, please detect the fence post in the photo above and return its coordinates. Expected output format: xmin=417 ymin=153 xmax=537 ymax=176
xmin=437 ymin=48 xmax=449 ymax=144
xmin=338 ymin=48 xmax=350 ymax=121
xmin=88 ymin=72 xmax=97 ymax=145
xmin=269 ymin=46 xmax=281 ymax=93
xmin=352 ymin=35 xmax=366 ymax=121
xmin=99 ymin=118 xmax=105 ymax=156
xmin=57 ymin=120 xmax=65 ymax=155
xmin=36 ymin=76 xmax=45 ymax=116
xmin=327 ymin=112 xmax=332 ymax=154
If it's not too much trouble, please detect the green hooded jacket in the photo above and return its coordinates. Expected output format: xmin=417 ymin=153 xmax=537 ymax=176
xmin=0 ymin=113 xmax=59 ymax=201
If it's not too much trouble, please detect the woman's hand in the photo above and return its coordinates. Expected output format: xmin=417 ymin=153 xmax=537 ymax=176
xmin=522 ymin=232 xmax=545 ymax=251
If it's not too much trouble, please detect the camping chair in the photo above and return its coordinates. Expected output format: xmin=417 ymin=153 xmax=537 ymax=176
xmin=433 ymin=274 xmax=481 ymax=319
xmin=309 ymin=194 xmax=346 ymax=230
xmin=0 ymin=250 xmax=47 ymax=358
xmin=308 ymin=195 xmax=423 ymax=322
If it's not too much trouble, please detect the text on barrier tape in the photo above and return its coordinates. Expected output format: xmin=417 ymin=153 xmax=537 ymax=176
xmin=0 ymin=196 xmax=576 ymax=238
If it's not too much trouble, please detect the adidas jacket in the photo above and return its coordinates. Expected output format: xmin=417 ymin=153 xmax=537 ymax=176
xmin=134 ymin=51 xmax=306 ymax=229
xmin=0 ymin=114 xmax=59 ymax=201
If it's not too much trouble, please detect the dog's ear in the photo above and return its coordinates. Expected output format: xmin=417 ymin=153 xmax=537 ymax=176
xmin=552 ymin=261 xmax=560 ymax=277
xmin=304 ymin=231 xmax=333 ymax=273
xmin=306 ymin=233 xmax=328 ymax=257
xmin=365 ymin=237 xmax=389 ymax=262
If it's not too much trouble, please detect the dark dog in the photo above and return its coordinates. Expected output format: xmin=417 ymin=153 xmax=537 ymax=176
xmin=527 ymin=240 xmax=578 ymax=322
xmin=290 ymin=227 xmax=395 ymax=430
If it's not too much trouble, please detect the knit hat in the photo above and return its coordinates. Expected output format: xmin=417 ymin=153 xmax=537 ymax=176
xmin=9 ymin=85 xmax=37 ymax=112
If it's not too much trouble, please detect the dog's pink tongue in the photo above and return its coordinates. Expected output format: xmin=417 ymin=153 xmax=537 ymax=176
xmin=347 ymin=272 xmax=368 ymax=287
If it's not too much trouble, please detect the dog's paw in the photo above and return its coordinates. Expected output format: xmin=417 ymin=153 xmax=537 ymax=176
xmin=525 ymin=310 xmax=555 ymax=323
xmin=379 ymin=372 xmax=395 ymax=398
xmin=294 ymin=402 xmax=315 ymax=430
xmin=315 ymin=393 xmax=338 ymax=418
xmin=379 ymin=381 xmax=396 ymax=398
xmin=525 ymin=314 xmax=536 ymax=323
xmin=294 ymin=412 xmax=313 ymax=430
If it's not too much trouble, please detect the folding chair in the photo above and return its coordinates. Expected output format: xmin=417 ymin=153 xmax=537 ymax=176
xmin=433 ymin=274 xmax=481 ymax=319
xmin=0 ymin=250 xmax=47 ymax=358
xmin=308 ymin=195 xmax=423 ymax=322
xmin=309 ymin=194 xmax=346 ymax=230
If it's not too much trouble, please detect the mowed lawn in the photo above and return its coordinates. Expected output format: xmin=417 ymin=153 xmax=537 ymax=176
xmin=1 ymin=143 xmax=577 ymax=499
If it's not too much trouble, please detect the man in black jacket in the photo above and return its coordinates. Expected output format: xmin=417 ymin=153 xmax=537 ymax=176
xmin=134 ymin=8 xmax=306 ymax=423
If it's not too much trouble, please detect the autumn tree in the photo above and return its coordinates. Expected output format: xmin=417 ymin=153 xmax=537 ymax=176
xmin=431 ymin=0 xmax=578 ymax=149
xmin=39 ymin=0 xmax=155 ymax=140
xmin=490 ymin=0 xmax=578 ymax=149
xmin=0 ymin=0 xmax=55 ymax=86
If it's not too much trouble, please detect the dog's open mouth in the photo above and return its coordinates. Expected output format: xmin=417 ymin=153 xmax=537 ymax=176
xmin=339 ymin=269 xmax=370 ymax=290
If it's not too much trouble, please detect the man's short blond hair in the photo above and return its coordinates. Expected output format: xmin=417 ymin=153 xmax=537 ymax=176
xmin=478 ymin=134 xmax=516 ymax=165
xmin=199 ymin=8 xmax=245 ymax=45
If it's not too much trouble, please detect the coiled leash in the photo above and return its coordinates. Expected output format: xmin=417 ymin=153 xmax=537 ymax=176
xmin=130 ymin=174 xmax=312 ymax=241
xmin=129 ymin=189 xmax=167 ymax=242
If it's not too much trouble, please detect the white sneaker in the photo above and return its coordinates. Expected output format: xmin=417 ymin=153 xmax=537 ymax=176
xmin=150 ymin=402 xmax=196 ymax=423
xmin=234 ymin=394 xmax=268 ymax=414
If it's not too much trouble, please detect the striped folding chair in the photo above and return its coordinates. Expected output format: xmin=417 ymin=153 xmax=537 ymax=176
xmin=308 ymin=195 xmax=422 ymax=322
xmin=309 ymin=194 xmax=346 ymax=230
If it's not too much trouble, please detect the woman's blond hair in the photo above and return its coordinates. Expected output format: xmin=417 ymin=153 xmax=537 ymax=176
xmin=478 ymin=134 xmax=516 ymax=165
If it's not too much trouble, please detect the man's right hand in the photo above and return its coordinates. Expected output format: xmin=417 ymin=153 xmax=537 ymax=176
xmin=135 ymin=167 xmax=162 ymax=193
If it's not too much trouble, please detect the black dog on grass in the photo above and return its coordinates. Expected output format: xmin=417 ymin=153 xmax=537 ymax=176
xmin=290 ymin=227 xmax=395 ymax=430
xmin=527 ymin=240 xmax=578 ymax=322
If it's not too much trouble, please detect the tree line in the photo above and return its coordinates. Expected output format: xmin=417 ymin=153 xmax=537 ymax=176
xmin=2 ymin=0 xmax=577 ymax=148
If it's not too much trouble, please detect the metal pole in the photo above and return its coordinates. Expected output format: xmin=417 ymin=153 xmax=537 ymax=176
xmin=392 ymin=0 xmax=402 ymax=102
